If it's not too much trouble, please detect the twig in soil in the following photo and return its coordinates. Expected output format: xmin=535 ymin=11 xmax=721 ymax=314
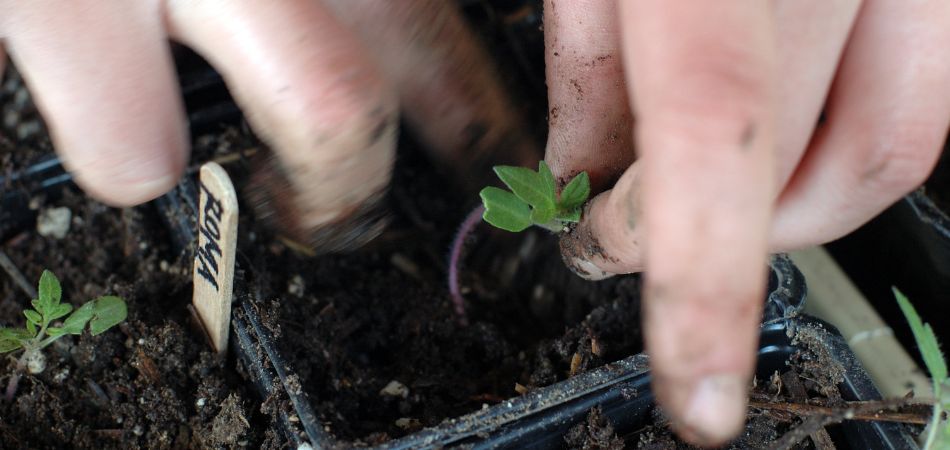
xmin=749 ymin=398 xmax=934 ymax=425
xmin=92 ymin=429 xmax=124 ymax=439
xmin=761 ymin=397 xmax=934 ymax=450
xmin=779 ymin=370 xmax=836 ymax=449
xmin=0 ymin=249 xmax=37 ymax=298
xmin=87 ymin=379 xmax=111 ymax=406
xmin=769 ymin=415 xmax=837 ymax=450
xmin=809 ymin=427 xmax=838 ymax=450
xmin=447 ymin=205 xmax=485 ymax=325
xmin=183 ymin=147 xmax=260 ymax=175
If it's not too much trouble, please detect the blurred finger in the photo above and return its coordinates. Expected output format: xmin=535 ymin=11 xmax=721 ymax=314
xmin=323 ymin=0 xmax=540 ymax=189
xmin=620 ymin=1 xmax=778 ymax=445
xmin=772 ymin=0 xmax=862 ymax=186
xmin=3 ymin=1 xmax=187 ymax=206
xmin=772 ymin=0 xmax=950 ymax=248
xmin=541 ymin=0 xmax=633 ymax=192
xmin=166 ymin=0 xmax=398 ymax=249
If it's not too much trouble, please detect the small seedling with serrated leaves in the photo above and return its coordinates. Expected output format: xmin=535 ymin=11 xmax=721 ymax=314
xmin=0 ymin=270 xmax=126 ymax=376
xmin=480 ymin=161 xmax=590 ymax=233
xmin=894 ymin=288 xmax=950 ymax=450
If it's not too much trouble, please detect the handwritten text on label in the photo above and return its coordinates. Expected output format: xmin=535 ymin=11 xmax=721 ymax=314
xmin=195 ymin=181 xmax=223 ymax=291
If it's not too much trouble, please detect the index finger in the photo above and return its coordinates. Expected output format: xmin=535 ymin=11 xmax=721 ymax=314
xmin=622 ymin=1 xmax=777 ymax=445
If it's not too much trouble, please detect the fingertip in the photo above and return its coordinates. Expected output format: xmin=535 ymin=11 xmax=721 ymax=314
xmin=558 ymin=192 xmax=622 ymax=279
xmin=644 ymin=276 xmax=762 ymax=446
xmin=565 ymin=256 xmax=616 ymax=281
xmin=558 ymin=165 xmax=647 ymax=277
xmin=65 ymin=131 xmax=187 ymax=207
xmin=676 ymin=374 xmax=748 ymax=446
xmin=58 ymin=107 xmax=188 ymax=207
xmin=4 ymin=1 xmax=188 ymax=206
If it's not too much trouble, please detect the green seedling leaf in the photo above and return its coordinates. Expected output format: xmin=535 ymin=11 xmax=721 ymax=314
xmin=892 ymin=289 xmax=950 ymax=450
xmin=0 ymin=270 xmax=127 ymax=380
xmin=480 ymin=187 xmax=532 ymax=232
xmin=481 ymin=163 xmax=591 ymax=233
xmin=538 ymin=161 xmax=557 ymax=201
xmin=557 ymin=208 xmax=582 ymax=223
xmin=0 ymin=339 xmax=22 ymax=353
xmin=61 ymin=302 xmax=95 ymax=335
xmin=89 ymin=296 xmax=127 ymax=336
xmin=558 ymin=171 xmax=590 ymax=212
xmin=46 ymin=327 xmax=65 ymax=338
xmin=48 ymin=303 xmax=72 ymax=321
xmin=894 ymin=288 xmax=948 ymax=383
xmin=0 ymin=327 xmax=31 ymax=352
xmin=23 ymin=310 xmax=41 ymax=326
xmin=0 ymin=328 xmax=32 ymax=341
xmin=493 ymin=166 xmax=556 ymax=211
xmin=530 ymin=206 xmax=556 ymax=225
xmin=37 ymin=270 xmax=62 ymax=312
xmin=923 ymin=323 xmax=949 ymax=383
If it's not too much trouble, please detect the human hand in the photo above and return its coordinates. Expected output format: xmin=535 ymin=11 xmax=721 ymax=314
xmin=0 ymin=0 xmax=537 ymax=249
xmin=545 ymin=0 xmax=949 ymax=445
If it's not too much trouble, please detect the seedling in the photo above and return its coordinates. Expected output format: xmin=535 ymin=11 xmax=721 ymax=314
xmin=0 ymin=270 xmax=126 ymax=381
xmin=479 ymin=161 xmax=590 ymax=233
xmin=894 ymin=288 xmax=950 ymax=450
xmin=448 ymin=162 xmax=591 ymax=323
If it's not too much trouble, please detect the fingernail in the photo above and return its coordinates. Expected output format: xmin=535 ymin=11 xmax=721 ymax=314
xmin=120 ymin=173 xmax=180 ymax=205
xmin=569 ymin=257 xmax=615 ymax=281
xmin=682 ymin=375 xmax=747 ymax=444
xmin=77 ymin=170 xmax=178 ymax=207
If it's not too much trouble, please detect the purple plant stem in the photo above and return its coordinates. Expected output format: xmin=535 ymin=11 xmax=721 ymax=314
xmin=5 ymin=353 xmax=26 ymax=402
xmin=448 ymin=205 xmax=485 ymax=325
xmin=5 ymin=373 xmax=21 ymax=402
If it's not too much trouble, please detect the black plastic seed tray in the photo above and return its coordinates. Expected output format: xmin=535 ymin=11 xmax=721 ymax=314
xmin=0 ymin=154 xmax=70 ymax=241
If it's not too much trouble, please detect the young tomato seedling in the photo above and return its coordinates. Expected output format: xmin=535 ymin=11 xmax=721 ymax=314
xmin=449 ymin=161 xmax=591 ymax=325
xmin=480 ymin=161 xmax=590 ymax=233
xmin=0 ymin=270 xmax=127 ymax=378
xmin=894 ymin=288 xmax=950 ymax=450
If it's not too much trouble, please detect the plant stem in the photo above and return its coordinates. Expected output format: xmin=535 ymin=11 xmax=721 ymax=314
xmin=448 ymin=205 xmax=485 ymax=325
xmin=923 ymin=401 xmax=941 ymax=450
xmin=748 ymin=398 xmax=934 ymax=425
xmin=537 ymin=221 xmax=565 ymax=233
xmin=4 ymin=351 xmax=28 ymax=402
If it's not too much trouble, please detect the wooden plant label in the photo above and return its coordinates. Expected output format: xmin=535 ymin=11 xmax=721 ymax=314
xmin=192 ymin=162 xmax=238 ymax=354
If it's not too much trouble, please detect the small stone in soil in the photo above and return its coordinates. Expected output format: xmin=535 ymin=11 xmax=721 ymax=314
xmin=394 ymin=417 xmax=422 ymax=430
xmin=288 ymin=274 xmax=305 ymax=297
xmin=36 ymin=206 xmax=72 ymax=239
xmin=380 ymin=380 xmax=410 ymax=398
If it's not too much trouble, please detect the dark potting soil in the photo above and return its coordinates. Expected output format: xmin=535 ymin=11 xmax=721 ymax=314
xmin=626 ymin=323 xmax=891 ymax=450
xmin=236 ymin=134 xmax=645 ymax=443
xmin=0 ymin=192 xmax=276 ymax=448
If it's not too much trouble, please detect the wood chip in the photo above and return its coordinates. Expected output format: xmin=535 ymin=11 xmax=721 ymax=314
xmin=569 ymin=352 xmax=582 ymax=376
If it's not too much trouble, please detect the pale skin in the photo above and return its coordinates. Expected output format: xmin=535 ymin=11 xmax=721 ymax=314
xmin=1 ymin=1 xmax=947 ymax=446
